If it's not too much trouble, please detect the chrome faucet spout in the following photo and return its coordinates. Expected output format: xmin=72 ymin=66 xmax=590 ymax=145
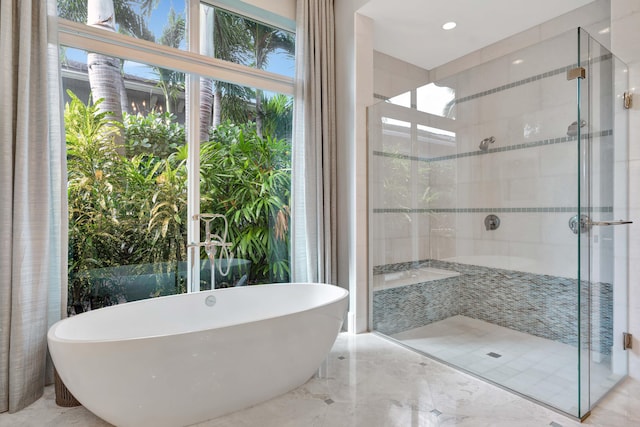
xmin=192 ymin=214 xmax=235 ymax=289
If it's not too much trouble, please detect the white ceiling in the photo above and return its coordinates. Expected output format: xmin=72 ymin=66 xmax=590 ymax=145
xmin=356 ymin=0 xmax=595 ymax=70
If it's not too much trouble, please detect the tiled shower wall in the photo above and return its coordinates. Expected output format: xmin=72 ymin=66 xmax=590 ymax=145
xmin=371 ymin=259 xmax=613 ymax=356
xmin=369 ymin=20 xmax=620 ymax=364
xmin=370 ymin=29 xmax=616 ymax=281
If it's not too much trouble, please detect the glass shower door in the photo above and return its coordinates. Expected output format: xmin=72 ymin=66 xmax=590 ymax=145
xmin=577 ymin=27 xmax=630 ymax=418
xmin=367 ymin=26 xmax=629 ymax=421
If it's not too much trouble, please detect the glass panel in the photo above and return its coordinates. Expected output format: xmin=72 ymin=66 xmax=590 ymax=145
xmin=387 ymin=91 xmax=411 ymax=108
xmin=369 ymin=28 xmax=591 ymax=418
xmin=63 ymin=47 xmax=188 ymax=314
xmin=579 ymin=29 xmax=629 ymax=416
xmin=416 ymin=83 xmax=456 ymax=119
xmin=200 ymin=4 xmax=295 ymax=78
xmin=198 ymin=76 xmax=292 ymax=287
xmin=608 ymin=51 xmax=630 ymax=391
xmin=577 ymin=27 xmax=590 ymax=417
xmin=57 ymin=0 xmax=187 ymax=50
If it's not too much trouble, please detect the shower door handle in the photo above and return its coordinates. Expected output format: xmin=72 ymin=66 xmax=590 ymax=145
xmin=588 ymin=220 xmax=633 ymax=226
xmin=569 ymin=215 xmax=632 ymax=234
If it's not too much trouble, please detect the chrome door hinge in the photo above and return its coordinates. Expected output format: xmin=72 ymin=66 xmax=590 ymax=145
xmin=624 ymin=92 xmax=633 ymax=109
xmin=567 ymin=67 xmax=586 ymax=80
xmin=623 ymin=332 xmax=633 ymax=350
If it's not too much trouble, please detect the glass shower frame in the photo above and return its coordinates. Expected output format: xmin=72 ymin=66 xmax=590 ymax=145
xmin=367 ymin=28 xmax=629 ymax=419
xmin=577 ymin=28 xmax=630 ymax=417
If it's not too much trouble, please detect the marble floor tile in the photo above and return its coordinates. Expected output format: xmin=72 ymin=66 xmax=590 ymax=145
xmin=0 ymin=333 xmax=638 ymax=427
xmin=391 ymin=315 xmax=625 ymax=415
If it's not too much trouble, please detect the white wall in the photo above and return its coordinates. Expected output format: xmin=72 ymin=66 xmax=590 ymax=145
xmin=373 ymin=51 xmax=430 ymax=99
xmin=611 ymin=0 xmax=640 ymax=380
xmin=241 ymin=0 xmax=295 ymax=21
xmin=430 ymin=0 xmax=611 ymax=82
xmin=335 ymin=1 xmax=372 ymax=333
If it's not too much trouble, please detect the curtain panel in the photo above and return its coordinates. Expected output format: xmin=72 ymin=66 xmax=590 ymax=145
xmin=0 ymin=0 xmax=66 ymax=413
xmin=291 ymin=0 xmax=337 ymax=285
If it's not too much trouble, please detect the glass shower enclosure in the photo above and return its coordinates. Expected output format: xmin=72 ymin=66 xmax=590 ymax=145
xmin=367 ymin=28 xmax=630 ymax=419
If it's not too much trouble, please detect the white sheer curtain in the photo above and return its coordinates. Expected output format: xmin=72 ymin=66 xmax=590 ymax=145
xmin=0 ymin=0 xmax=66 ymax=413
xmin=291 ymin=0 xmax=337 ymax=284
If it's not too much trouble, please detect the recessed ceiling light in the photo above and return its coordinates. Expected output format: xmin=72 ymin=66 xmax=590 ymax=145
xmin=442 ymin=21 xmax=457 ymax=30
xmin=512 ymin=59 xmax=524 ymax=65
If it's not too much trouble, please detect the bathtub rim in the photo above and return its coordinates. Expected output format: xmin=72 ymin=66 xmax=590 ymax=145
xmin=48 ymin=282 xmax=348 ymax=345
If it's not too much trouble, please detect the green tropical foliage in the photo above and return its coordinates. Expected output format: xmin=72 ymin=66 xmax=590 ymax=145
xmin=200 ymin=121 xmax=291 ymax=281
xmin=262 ymin=94 xmax=293 ymax=140
xmin=59 ymin=0 xmax=296 ymax=312
xmin=123 ymin=111 xmax=185 ymax=157
xmin=155 ymin=8 xmax=186 ymax=114
xmin=66 ymin=90 xmax=130 ymax=310
xmin=66 ymin=89 xmax=292 ymax=312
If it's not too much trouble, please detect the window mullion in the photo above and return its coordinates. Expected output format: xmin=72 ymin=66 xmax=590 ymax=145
xmin=186 ymin=0 xmax=201 ymax=293
xmin=57 ymin=18 xmax=294 ymax=95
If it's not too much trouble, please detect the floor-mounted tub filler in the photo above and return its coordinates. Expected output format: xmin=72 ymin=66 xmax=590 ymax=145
xmin=48 ymin=283 xmax=348 ymax=427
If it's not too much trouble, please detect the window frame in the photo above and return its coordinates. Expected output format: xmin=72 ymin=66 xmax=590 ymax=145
xmin=56 ymin=0 xmax=296 ymax=293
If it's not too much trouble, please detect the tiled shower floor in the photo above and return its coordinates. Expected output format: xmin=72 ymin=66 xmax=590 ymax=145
xmin=391 ymin=315 xmax=623 ymax=416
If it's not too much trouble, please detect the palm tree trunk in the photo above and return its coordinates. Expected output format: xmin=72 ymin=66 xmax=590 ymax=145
xmin=87 ymin=0 xmax=125 ymax=151
xmin=253 ymin=26 xmax=268 ymax=139
xmin=199 ymin=78 xmax=213 ymax=141
xmin=118 ymin=69 xmax=130 ymax=115
xmin=87 ymin=53 xmax=123 ymax=120
xmin=255 ymin=88 xmax=263 ymax=138
xmin=199 ymin=4 xmax=215 ymax=141
xmin=213 ymin=85 xmax=222 ymax=128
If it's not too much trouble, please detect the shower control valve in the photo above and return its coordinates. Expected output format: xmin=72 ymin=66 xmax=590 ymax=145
xmin=484 ymin=214 xmax=500 ymax=231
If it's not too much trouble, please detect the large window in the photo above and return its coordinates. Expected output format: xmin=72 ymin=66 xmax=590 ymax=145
xmin=57 ymin=0 xmax=295 ymax=314
xmin=201 ymin=3 xmax=294 ymax=77
xmin=57 ymin=0 xmax=188 ymax=50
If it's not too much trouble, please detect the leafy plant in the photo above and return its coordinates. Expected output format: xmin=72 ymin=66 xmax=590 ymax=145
xmin=147 ymin=154 xmax=188 ymax=263
xmin=66 ymin=89 xmax=292 ymax=313
xmin=262 ymin=93 xmax=293 ymax=141
xmin=123 ymin=111 xmax=185 ymax=157
xmin=201 ymin=121 xmax=291 ymax=282
xmin=65 ymin=90 xmax=125 ymax=311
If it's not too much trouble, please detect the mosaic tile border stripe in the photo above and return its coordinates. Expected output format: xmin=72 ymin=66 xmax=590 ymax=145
xmin=373 ymin=206 xmax=614 ymax=214
xmin=455 ymin=54 xmax=612 ymax=104
xmin=371 ymin=259 xmax=613 ymax=355
xmin=373 ymin=93 xmax=418 ymax=109
xmin=372 ymin=130 xmax=612 ymax=164
xmin=373 ymin=54 xmax=611 ymax=108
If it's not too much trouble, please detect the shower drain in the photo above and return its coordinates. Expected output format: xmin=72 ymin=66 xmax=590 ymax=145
xmin=487 ymin=352 xmax=502 ymax=358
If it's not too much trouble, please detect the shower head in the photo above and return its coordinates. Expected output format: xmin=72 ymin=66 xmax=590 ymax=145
xmin=479 ymin=136 xmax=495 ymax=151
xmin=566 ymin=120 xmax=586 ymax=137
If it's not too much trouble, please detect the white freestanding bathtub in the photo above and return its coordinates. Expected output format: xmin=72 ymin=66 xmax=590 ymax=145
xmin=48 ymin=283 xmax=348 ymax=427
